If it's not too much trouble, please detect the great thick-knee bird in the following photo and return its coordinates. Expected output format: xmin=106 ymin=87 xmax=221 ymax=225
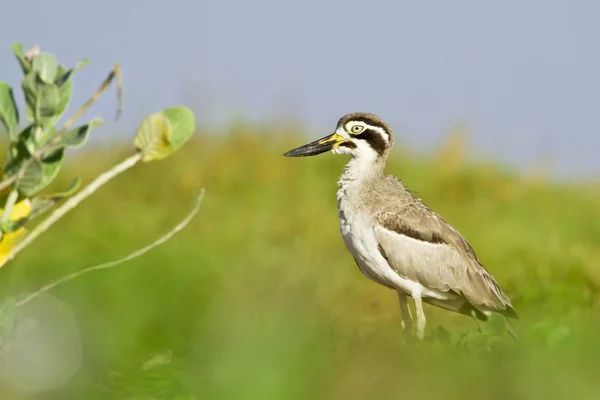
xmin=283 ymin=112 xmax=517 ymax=339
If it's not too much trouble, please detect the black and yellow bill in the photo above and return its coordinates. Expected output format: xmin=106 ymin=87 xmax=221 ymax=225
xmin=283 ymin=133 xmax=346 ymax=157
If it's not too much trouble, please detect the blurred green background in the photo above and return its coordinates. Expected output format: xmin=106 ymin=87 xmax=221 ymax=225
xmin=0 ymin=124 xmax=599 ymax=399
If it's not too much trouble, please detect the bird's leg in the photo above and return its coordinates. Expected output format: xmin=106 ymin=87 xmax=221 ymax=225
xmin=397 ymin=291 xmax=412 ymax=339
xmin=413 ymin=295 xmax=426 ymax=340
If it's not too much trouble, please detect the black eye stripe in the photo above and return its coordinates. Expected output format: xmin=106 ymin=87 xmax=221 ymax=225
xmin=353 ymin=128 xmax=388 ymax=155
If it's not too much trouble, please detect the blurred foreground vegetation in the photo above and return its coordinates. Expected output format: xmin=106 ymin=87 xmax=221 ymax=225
xmin=0 ymin=125 xmax=599 ymax=399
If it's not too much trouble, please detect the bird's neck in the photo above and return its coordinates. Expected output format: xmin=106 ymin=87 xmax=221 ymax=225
xmin=338 ymin=155 xmax=386 ymax=189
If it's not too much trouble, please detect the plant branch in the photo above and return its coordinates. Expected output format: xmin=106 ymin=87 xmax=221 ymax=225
xmin=0 ymin=175 xmax=18 ymax=194
xmin=1 ymin=189 xmax=19 ymax=223
xmin=60 ymin=63 xmax=122 ymax=132
xmin=3 ymin=153 xmax=142 ymax=266
xmin=16 ymin=188 xmax=205 ymax=307
xmin=0 ymin=64 xmax=123 ymax=195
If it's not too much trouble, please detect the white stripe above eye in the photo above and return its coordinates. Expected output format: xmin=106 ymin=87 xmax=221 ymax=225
xmin=344 ymin=121 xmax=390 ymax=143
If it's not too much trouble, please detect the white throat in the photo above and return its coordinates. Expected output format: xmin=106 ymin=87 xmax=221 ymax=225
xmin=336 ymin=153 xmax=386 ymax=207
xmin=332 ymin=123 xmax=390 ymax=199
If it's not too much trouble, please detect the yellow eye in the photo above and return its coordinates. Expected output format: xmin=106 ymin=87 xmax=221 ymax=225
xmin=350 ymin=125 xmax=364 ymax=134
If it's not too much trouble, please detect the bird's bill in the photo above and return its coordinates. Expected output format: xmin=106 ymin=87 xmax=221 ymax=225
xmin=283 ymin=133 xmax=346 ymax=157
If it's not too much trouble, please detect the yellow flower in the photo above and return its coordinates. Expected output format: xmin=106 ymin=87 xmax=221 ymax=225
xmin=0 ymin=199 xmax=32 ymax=268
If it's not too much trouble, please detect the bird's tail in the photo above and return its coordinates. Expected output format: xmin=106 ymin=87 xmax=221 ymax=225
xmin=506 ymin=318 xmax=520 ymax=340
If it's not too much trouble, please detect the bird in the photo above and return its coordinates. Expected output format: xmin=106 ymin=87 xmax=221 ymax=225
xmin=283 ymin=112 xmax=518 ymax=340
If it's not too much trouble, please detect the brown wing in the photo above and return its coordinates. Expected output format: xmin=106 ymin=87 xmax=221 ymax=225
xmin=374 ymin=202 xmax=517 ymax=318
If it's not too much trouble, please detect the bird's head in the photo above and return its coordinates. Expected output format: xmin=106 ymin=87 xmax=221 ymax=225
xmin=283 ymin=112 xmax=394 ymax=161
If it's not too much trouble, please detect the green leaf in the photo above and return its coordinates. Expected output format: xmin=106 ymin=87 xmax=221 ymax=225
xmin=4 ymin=125 xmax=42 ymax=163
xmin=54 ymin=66 xmax=73 ymax=123
xmin=55 ymin=58 xmax=90 ymax=87
xmin=17 ymin=149 xmax=64 ymax=196
xmin=134 ymin=113 xmax=172 ymax=162
xmin=29 ymin=177 xmax=81 ymax=220
xmin=3 ymin=132 xmax=32 ymax=179
xmin=160 ymin=106 xmax=196 ymax=152
xmin=11 ymin=42 xmax=31 ymax=74
xmin=0 ymin=219 xmax=28 ymax=234
xmin=0 ymin=210 xmax=29 ymax=233
xmin=0 ymin=82 xmax=20 ymax=139
xmin=52 ymin=59 xmax=90 ymax=125
xmin=134 ymin=106 xmax=195 ymax=162
xmin=22 ymin=72 xmax=60 ymax=127
xmin=486 ymin=314 xmax=508 ymax=336
xmin=33 ymin=125 xmax=55 ymax=147
xmin=57 ymin=117 xmax=103 ymax=149
xmin=2 ymin=120 xmax=83 ymax=197
xmin=18 ymin=158 xmax=43 ymax=191
xmin=21 ymin=117 xmax=102 ymax=156
xmin=32 ymin=52 xmax=58 ymax=84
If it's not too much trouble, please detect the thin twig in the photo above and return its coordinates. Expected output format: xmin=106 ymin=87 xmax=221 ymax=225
xmin=1 ymin=189 xmax=18 ymax=223
xmin=16 ymin=189 xmax=205 ymax=307
xmin=60 ymin=63 xmax=122 ymax=132
xmin=114 ymin=64 xmax=123 ymax=121
xmin=3 ymin=153 xmax=142 ymax=266
xmin=0 ymin=174 xmax=18 ymax=194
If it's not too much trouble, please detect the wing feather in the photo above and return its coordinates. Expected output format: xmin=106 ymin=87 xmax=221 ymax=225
xmin=374 ymin=202 xmax=517 ymax=319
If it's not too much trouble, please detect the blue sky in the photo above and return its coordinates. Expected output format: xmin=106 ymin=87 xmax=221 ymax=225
xmin=1 ymin=0 xmax=599 ymax=178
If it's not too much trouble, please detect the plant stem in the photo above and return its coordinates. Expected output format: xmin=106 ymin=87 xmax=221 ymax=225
xmin=16 ymin=188 xmax=205 ymax=307
xmin=60 ymin=64 xmax=122 ymax=132
xmin=1 ymin=189 xmax=19 ymax=224
xmin=4 ymin=152 xmax=142 ymax=266
xmin=0 ymin=178 xmax=18 ymax=202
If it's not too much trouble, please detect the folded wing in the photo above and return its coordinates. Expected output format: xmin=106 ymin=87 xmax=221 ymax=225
xmin=374 ymin=203 xmax=517 ymax=319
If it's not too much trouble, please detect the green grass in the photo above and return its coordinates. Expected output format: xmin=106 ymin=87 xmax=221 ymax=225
xmin=0 ymin=127 xmax=599 ymax=399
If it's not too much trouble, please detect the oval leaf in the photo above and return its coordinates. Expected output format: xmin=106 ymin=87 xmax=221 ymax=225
xmin=160 ymin=106 xmax=196 ymax=152
xmin=51 ymin=59 xmax=90 ymax=126
xmin=0 ymin=82 xmax=19 ymax=139
xmin=133 ymin=106 xmax=195 ymax=162
xmin=133 ymin=113 xmax=173 ymax=162
xmin=54 ymin=66 xmax=72 ymax=125
xmin=59 ymin=117 xmax=103 ymax=148
xmin=22 ymin=73 xmax=60 ymax=127
xmin=11 ymin=42 xmax=31 ymax=74
xmin=55 ymin=58 xmax=90 ymax=87
xmin=17 ymin=149 xmax=64 ymax=196
xmin=17 ymin=159 xmax=43 ymax=194
xmin=0 ymin=195 xmax=33 ymax=234
xmin=32 ymin=52 xmax=58 ymax=84
xmin=3 ymin=134 xmax=32 ymax=179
